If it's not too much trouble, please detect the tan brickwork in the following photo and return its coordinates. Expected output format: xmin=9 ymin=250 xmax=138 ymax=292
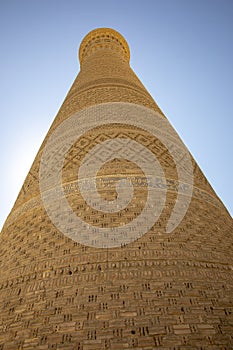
xmin=0 ymin=28 xmax=232 ymax=349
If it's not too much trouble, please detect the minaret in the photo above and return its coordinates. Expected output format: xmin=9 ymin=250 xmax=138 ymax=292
xmin=0 ymin=28 xmax=232 ymax=349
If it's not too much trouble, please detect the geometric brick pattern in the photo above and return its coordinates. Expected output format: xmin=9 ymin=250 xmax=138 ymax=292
xmin=0 ymin=28 xmax=232 ymax=349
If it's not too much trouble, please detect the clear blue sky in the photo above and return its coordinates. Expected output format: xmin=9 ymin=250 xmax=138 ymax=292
xmin=0 ymin=0 xmax=232 ymax=229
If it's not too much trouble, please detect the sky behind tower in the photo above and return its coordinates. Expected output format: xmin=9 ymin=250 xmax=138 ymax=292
xmin=0 ymin=0 xmax=232 ymax=229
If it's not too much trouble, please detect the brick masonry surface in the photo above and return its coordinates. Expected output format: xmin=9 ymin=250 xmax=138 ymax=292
xmin=0 ymin=28 xmax=232 ymax=349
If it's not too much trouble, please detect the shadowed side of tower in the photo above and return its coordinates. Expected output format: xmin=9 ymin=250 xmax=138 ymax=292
xmin=0 ymin=28 xmax=232 ymax=349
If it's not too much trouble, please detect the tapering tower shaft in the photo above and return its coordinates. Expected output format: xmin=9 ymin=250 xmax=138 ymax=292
xmin=0 ymin=28 xmax=232 ymax=349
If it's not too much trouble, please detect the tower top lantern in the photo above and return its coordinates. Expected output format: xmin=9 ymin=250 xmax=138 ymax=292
xmin=79 ymin=27 xmax=130 ymax=67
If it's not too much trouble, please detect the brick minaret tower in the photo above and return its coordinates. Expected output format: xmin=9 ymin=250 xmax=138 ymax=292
xmin=0 ymin=28 xmax=232 ymax=349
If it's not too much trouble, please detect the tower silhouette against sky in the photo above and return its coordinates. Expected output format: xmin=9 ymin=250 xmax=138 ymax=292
xmin=0 ymin=28 xmax=232 ymax=349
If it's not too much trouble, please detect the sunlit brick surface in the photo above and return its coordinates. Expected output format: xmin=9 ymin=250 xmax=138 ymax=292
xmin=0 ymin=28 xmax=232 ymax=349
